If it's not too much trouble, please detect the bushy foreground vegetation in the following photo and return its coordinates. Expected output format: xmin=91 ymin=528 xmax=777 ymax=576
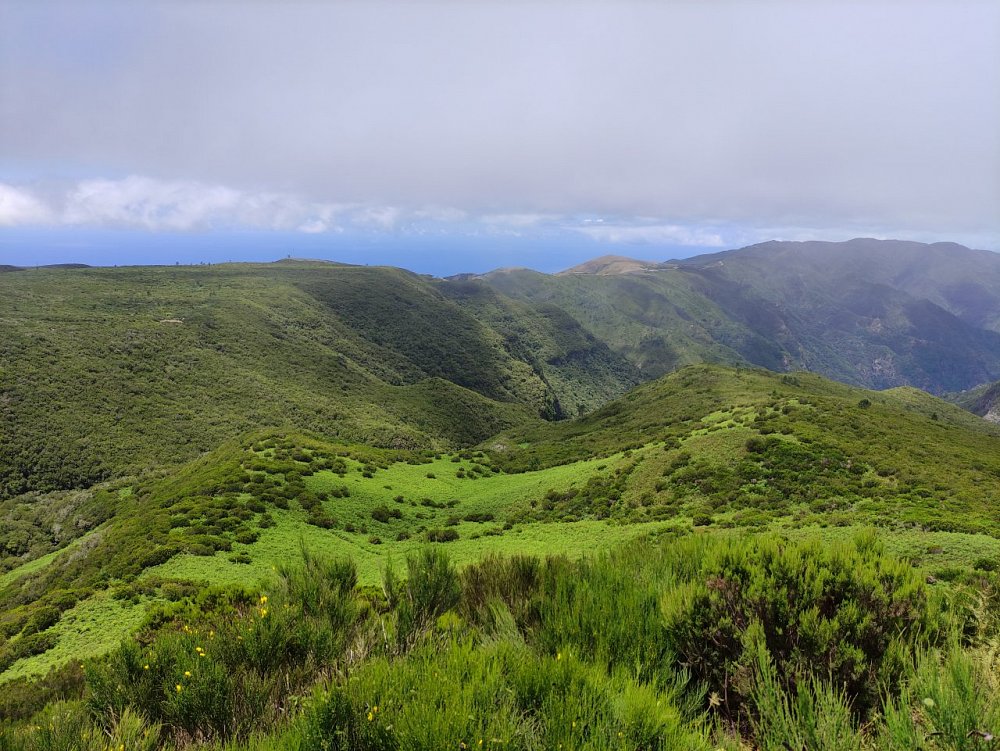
xmin=2 ymin=534 xmax=998 ymax=750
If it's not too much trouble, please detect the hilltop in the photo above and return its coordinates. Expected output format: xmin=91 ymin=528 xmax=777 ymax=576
xmin=558 ymin=254 xmax=656 ymax=275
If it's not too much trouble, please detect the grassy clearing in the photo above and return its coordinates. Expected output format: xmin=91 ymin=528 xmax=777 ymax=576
xmin=0 ymin=591 xmax=147 ymax=682
xmin=0 ymin=547 xmax=73 ymax=592
xmin=147 ymin=451 xmax=665 ymax=587
xmin=148 ymin=514 xmax=674 ymax=588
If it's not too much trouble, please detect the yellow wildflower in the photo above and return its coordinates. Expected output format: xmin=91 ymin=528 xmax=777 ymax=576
xmin=175 ymin=684 xmax=182 ymax=693
xmin=367 ymin=711 xmax=374 ymax=722
xmin=143 ymin=664 xmax=149 ymax=670
xmin=184 ymin=671 xmax=191 ymax=677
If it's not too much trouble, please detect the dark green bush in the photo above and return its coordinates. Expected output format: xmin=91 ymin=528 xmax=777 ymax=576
xmin=659 ymin=534 xmax=948 ymax=722
xmin=425 ymin=528 xmax=459 ymax=543
xmin=21 ymin=605 xmax=61 ymax=636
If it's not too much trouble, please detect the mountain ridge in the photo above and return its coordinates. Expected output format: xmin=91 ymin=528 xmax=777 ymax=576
xmin=482 ymin=238 xmax=1000 ymax=394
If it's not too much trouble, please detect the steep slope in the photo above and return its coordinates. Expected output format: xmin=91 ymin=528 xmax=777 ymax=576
xmin=674 ymin=254 xmax=1000 ymax=392
xmin=437 ymin=279 xmax=642 ymax=417
xmin=483 ymin=239 xmax=1000 ymax=393
xmin=483 ymin=267 xmax=784 ymax=376
xmin=0 ymin=262 xmax=638 ymax=498
xmin=948 ymin=379 xmax=1000 ymax=423
xmin=678 ymin=238 xmax=1000 ymax=332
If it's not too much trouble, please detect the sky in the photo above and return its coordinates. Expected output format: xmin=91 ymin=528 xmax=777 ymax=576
xmin=1 ymin=0 xmax=998 ymax=275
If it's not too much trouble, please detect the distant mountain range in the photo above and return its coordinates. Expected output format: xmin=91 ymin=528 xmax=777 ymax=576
xmin=482 ymin=238 xmax=1000 ymax=394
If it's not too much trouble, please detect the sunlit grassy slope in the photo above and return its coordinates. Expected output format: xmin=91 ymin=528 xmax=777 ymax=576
xmin=3 ymin=364 xmax=1000 ymax=682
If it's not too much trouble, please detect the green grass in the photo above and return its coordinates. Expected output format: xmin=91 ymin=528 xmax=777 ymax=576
xmin=0 ymin=545 xmax=77 ymax=591
xmin=8 ymin=532 xmax=995 ymax=751
xmin=5 ymin=363 xmax=1000 ymax=701
xmin=778 ymin=524 xmax=1000 ymax=574
xmin=146 ymin=451 xmax=668 ymax=587
xmin=149 ymin=514 xmax=675 ymax=589
xmin=0 ymin=591 xmax=148 ymax=682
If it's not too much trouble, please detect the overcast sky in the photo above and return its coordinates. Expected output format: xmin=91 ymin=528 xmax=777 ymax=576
xmin=1 ymin=0 xmax=998 ymax=273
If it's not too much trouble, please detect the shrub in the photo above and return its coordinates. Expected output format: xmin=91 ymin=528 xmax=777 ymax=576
xmin=659 ymin=533 xmax=948 ymax=723
xmin=86 ymin=552 xmax=362 ymax=745
xmin=370 ymin=505 xmax=402 ymax=523
xmin=22 ymin=605 xmax=61 ymax=636
xmin=384 ymin=548 xmax=460 ymax=651
xmin=462 ymin=512 xmax=494 ymax=523
xmin=307 ymin=509 xmax=336 ymax=529
xmin=425 ymin=528 xmax=459 ymax=543
xmin=691 ymin=512 xmax=714 ymax=527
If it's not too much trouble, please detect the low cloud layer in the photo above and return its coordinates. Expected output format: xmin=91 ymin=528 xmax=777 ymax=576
xmin=1 ymin=1 xmax=998 ymax=256
xmin=1 ymin=175 xmax=995 ymax=257
xmin=1 ymin=177 xmax=345 ymax=233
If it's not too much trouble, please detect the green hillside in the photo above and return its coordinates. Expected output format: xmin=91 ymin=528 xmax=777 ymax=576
xmin=4 ymin=364 xmax=1000 ymax=681
xmin=683 ymin=238 xmax=1000 ymax=333
xmin=483 ymin=266 xmax=773 ymax=376
xmin=0 ymin=262 xmax=639 ymax=497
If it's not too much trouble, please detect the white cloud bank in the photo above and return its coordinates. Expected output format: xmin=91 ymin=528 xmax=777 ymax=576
xmin=575 ymin=223 xmax=726 ymax=248
xmin=0 ymin=176 xmax=995 ymax=255
xmin=0 ymin=184 xmax=53 ymax=226
xmin=0 ymin=177 xmax=351 ymax=233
